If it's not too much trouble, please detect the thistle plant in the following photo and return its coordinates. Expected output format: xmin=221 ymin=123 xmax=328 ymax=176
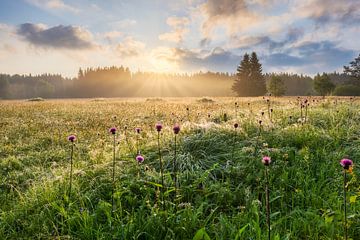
xmin=234 ymin=102 xmax=238 ymax=117
xmin=232 ymin=123 xmax=239 ymax=159
xmin=172 ymin=124 xmax=180 ymax=196
xmin=262 ymin=156 xmax=271 ymax=240
xmin=67 ymin=135 xmax=76 ymax=201
xmin=340 ymin=158 xmax=353 ymax=240
xmin=135 ymin=127 xmax=141 ymax=154
xmin=155 ymin=123 xmax=165 ymax=206
xmin=109 ymin=127 xmax=117 ymax=212
xmin=136 ymin=154 xmax=144 ymax=177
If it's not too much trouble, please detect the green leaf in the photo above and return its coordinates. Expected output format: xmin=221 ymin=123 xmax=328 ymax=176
xmin=235 ymin=223 xmax=249 ymax=240
xmin=145 ymin=181 xmax=163 ymax=188
xmin=325 ymin=216 xmax=334 ymax=224
xmin=193 ymin=228 xmax=211 ymax=240
xmin=349 ymin=195 xmax=357 ymax=203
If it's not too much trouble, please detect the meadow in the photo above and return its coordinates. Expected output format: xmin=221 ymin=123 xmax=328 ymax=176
xmin=0 ymin=97 xmax=359 ymax=239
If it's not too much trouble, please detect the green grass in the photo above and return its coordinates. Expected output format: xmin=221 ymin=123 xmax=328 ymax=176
xmin=0 ymin=97 xmax=359 ymax=239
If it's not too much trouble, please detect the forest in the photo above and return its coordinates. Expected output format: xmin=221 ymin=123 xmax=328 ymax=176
xmin=0 ymin=53 xmax=359 ymax=99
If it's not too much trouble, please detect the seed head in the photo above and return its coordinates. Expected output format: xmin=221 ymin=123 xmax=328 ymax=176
xmin=234 ymin=123 xmax=239 ymax=129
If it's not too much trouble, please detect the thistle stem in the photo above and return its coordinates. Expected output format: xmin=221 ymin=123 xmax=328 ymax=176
xmin=265 ymin=167 xmax=270 ymax=240
xmin=68 ymin=142 xmax=74 ymax=201
xmin=111 ymin=134 xmax=116 ymax=213
xmin=173 ymin=134 xmax=177 ymax=197
xmin=158 ymin=132 xmax=164 ymax=207
xmin=343 ymin=170 xmax=348 ymax=240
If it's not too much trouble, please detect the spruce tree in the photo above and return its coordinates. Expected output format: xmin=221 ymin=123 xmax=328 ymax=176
xmin=343 ymin=53 xmax=360 ymax=85
xmin=232 ymin=52 xmax=266 ymax=96
xmin=250 ymin=52 xmax=266 ymax=96
xmin=232 ymin=53 xmax=251 ymax=96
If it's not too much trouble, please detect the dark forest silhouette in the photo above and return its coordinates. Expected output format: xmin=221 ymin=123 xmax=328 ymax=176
xmin=0 ymin=66 xmax=357 ymax=99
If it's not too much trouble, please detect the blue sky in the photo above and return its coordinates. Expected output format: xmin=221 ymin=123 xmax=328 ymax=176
xmin=0 ymin=0 xmax=359 ymax=77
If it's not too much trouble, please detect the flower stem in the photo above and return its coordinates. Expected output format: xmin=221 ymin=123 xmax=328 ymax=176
xmin=173 ymin=134 xmax=177 ymax=198
xmin=343 ymin=169 xmax=348 ymax=240
xmin=111 ymin=134 xmax=116 ymax=213
xmin=265 ymin=167 xmax=270 ymax=240
xmin=68 ymin=142 xmax=74 ymax=201
xmin=158 ymin=132 xmax=164 ymax=208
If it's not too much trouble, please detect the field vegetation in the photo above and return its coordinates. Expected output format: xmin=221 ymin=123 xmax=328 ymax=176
xmin=0 ymin=97 xmax=359 ymax=239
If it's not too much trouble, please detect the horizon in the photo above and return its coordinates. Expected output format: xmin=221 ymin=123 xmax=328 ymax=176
xmin=0 ymin=0 xmax=359 ymax=78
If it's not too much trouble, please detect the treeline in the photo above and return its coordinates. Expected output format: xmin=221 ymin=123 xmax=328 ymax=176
xmin=232 ymin=52 xmax=360 ymax=97
xmin=0 ymin=64 xmax=359 ymax=99
xmin=0 ymin=67 xmax=235 ymax=99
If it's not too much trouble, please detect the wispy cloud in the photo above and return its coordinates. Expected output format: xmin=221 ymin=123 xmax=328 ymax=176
xmin=25 ymin=0 xmax=79 ymax=13
xmin=115 ymin=37 xmax=145 ymax=58
xmin=159 ymin=17 xmax=190 ymax=43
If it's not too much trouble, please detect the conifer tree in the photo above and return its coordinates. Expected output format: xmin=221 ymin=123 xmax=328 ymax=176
xmin=232 ymin=52 xmax=266 ymax=96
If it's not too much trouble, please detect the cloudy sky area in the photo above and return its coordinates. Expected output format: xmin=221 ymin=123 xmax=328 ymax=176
xmin=0 ymin=0 xmax=359 ymax=77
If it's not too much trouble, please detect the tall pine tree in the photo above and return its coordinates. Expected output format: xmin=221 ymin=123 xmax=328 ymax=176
xmin=232 ymin=53 xmax=251 ymax=96
xmin=343 ymin=53 xmax=360 ymax=85
xmin=232 ymin=52 xmax=266 ymax=96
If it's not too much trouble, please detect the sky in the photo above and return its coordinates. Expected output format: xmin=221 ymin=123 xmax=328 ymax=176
xmin=0 ymin=0 xmax=359 ymax=77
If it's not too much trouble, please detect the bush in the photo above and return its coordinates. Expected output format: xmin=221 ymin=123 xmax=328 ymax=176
xmin=333 ymin=84 xmax=360 ymax=96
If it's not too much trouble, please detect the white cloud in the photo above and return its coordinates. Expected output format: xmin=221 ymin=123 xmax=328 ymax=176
xmin=159 ymin=16 xmax=190 ymax=43
xmin=115 ymin=37 xmax=145 ymax=58
xmin=25 ymin=0 xmax=79 ymax=13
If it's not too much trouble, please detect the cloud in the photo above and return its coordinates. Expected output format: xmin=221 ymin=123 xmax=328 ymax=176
xmin=296 ymin=0 xmax=360 ymax=25
xmin=25 ymin=0 xmax=79 ymax=13
xmin=103 ymin=31 xmax=123 ymax=43
xmin=159 ymin=17 xmax=190 ymax=43
xmin=151 ymin=46 xmax=240 ymax=72
xmin=199 ymin=0 xmax=264 ymax=39
xmin=229 ymin=27 xmax=304 ymax=51
xmin=264 ymin=40 xmax=356 ymax=73
xmin=115 ymin=37 xmax=145 ymax=58
xmin=112 ymin=19 xmax=137 ymax=29
xmin=16 ymin=23 xmax=95 ymax=50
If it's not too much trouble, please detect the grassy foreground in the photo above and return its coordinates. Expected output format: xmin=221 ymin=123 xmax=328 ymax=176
xmin=0 ymin=97 xmax=359 ymax=239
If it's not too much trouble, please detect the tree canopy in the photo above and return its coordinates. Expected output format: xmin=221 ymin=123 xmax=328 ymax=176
xmin=232 ymin=52 xmax=266 ymax=97
xmin=314 ymin=73 xmax=335 ymax=96
xmin=343 ymin=53 xmax=360 ymax=85
xmin=268 ymin=75 xmax=286 ymax=96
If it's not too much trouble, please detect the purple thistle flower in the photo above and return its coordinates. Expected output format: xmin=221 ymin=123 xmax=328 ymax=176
xmin=340 ymin=158 xmax=353 ymax=170
xmin=109 ymin=127 xmax=117 ymax=135
xmin=136 ymin=155 xmax=144 ymax=163
xmin=173 ymin=124 xmax=180 ymax=134
xmin=262 ymin=156 xmax=271 ymax=166
xmin=234 ymin=123 xmax=239 ymax=129
xmin=68 ymin=135 xmax=76 ymax=142
xmin=155 ymin=123 xmax=163 ymax=132
xmin=135 ymin=127 xmax=141 ymax=134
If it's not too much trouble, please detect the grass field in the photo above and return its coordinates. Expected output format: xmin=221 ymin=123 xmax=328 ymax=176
xmin=0 ymin=97 xmax=359 ymax=239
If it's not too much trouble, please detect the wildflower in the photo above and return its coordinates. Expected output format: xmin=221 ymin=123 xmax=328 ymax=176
xmin=109 ymin=127 xmax=117 ymax=135
xmin=155 ymin=123 xmax=163 ymax=132
xmin=173 ymin=124 xmax=180 ymax=134
xmin=68 ymin=135 xmax=76 ymax=142
xmin=262 ymin=156 xmax=271 ymax=166
xmin=135 ymin=127 xmax=141 ymax=134
xmin=234 ymin=123 xmax=239 ymax=129
xmin=340 ymin=158 xmax=353 ymax=170
xmin=136 ymin=155 xmax=144 ymax=163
